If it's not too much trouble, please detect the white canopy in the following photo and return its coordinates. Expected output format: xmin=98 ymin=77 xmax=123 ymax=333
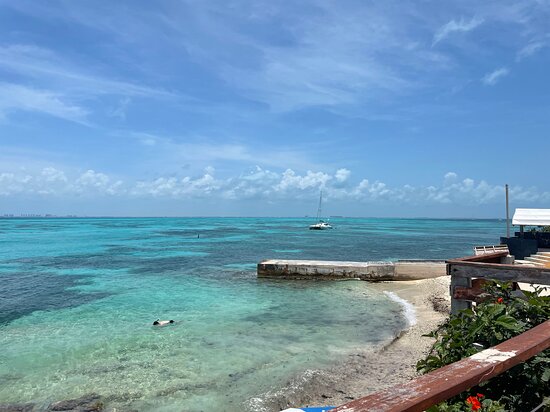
xmin=512 ymin=208 xmax=550 ymax=226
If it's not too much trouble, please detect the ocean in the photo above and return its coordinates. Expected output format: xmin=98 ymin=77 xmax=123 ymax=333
xmin=0 ymin=217 xmax=506 ymax=411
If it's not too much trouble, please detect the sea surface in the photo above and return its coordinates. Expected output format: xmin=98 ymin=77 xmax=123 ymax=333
xmin=0 ymin=217 xmax=506 ymax=411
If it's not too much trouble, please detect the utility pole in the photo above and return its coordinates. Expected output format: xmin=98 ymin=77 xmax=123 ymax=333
xmin=505 ymin=184 xmax=510 ymax=238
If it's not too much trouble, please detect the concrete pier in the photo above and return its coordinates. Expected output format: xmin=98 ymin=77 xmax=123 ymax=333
xmin=257 ymin=259 xmax=446 ymax=281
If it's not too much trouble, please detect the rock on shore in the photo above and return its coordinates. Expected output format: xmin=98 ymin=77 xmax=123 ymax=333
xmin=0 ymin=393 xmax=104 ymax=412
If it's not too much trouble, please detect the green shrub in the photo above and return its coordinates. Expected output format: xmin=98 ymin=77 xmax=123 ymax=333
xmin=417 ymin=282 xmax=550 ymax=411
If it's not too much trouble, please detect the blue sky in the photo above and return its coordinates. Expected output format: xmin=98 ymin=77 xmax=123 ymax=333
xmin=0 ymin=0 xmax=549 ymax=217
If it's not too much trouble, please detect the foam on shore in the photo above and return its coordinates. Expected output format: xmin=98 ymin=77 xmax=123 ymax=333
xmin=384 ymin=291 xmax=417 ymax=327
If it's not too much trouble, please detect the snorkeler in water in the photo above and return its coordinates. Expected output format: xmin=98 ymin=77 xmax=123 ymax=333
xmin=153 ymin=319 xmax=175 ymax=326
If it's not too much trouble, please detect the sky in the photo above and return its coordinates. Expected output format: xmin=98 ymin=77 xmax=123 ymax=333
xmin=0 ymin=0 xmax=549 ymax=217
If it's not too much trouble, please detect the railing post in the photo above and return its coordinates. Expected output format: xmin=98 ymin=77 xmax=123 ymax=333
xmin=449 ymin=263 xmax=471 ymax=315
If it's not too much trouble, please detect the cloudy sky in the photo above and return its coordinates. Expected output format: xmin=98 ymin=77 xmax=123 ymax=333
xmin=0 ymin=0 xmax=549 ymax=217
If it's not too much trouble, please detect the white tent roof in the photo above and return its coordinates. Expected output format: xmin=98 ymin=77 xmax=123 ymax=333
xmin=512 ymin=208 xmax=550 ymax=226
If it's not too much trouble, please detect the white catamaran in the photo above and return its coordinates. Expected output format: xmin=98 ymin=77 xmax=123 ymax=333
xmin=309 ymin=191 xmax=333 ymax=230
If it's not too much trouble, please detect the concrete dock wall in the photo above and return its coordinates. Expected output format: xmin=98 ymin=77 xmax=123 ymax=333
xmin=257 ymin=259 xmax=446 ymax=281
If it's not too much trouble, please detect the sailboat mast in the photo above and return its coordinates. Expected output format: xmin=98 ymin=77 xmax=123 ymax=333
xmin=316 ymin=191 xmax=323 ymax=221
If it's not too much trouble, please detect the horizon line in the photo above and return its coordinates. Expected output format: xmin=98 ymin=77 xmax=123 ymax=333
xmin=0 ymin=215 xmax=509 ymax=220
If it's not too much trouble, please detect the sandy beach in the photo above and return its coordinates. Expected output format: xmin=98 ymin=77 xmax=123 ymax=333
xmin=249 ymin=276 xmax=452 ymax=412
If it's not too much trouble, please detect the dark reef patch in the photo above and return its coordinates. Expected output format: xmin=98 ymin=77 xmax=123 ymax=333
xmin=13 ymin=253 xmax=139 ymax=271
xmin=0 ymin=272 xmax=111 ymax=325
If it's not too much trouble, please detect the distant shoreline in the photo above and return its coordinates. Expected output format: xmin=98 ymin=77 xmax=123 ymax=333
xmin=0 ymin=215 xmax=505 ymax=220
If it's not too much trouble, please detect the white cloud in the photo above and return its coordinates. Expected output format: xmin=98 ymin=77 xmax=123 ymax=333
xmin=0 ymin=44 xmax=177 ymax=123
xmin=175 ymin=2 xmax=448 ymax=112
xmin=133 ymin=177 xmax=178 ymax=197
xmin=2 ymin=167 xmax=549 ymax=209
xmin=72 ymin=170 xmax=123 ymax=195
xmin=141 ymin=138 xmax=157 ymax=146
xmin=241 ymin=166 xmax=279 ymax=183
xmin=0 ymin=172 xmax=32 ymax=195
xmin=0 ymin=167 xmax=104 ymax=196
xmin=424 ymin=177 xmax=504 ymax=205
xmin=0 ymin=45 xmax=174 ymax=99
xmin=0 ymin=168 xmax=123 ymax=196
xmin=41 ymin=167 xmax=67 ymax=183
xmin=444 ymin=172 xmax=458 ymax=183
xmin=516 ymin=39 xmax=548 ymax=61
xmin=0 ymin=83 xmax=89 ymax=123
xmin=75 ymin=170 xmax=110 ymax=189
xmin=110 ymin=97 xmax=132 ymax=120
xmin=335 ymin=168 xmax=351 ymax=183
xmin=131 ymin=169 xmax=222 ymax=198
xmin=432 ymin=16 xmax=484 ymax=45
xmin=116 ymin=133 xmax=320 ymax=172
xmin=482 ymin=67 xmax=510 ymax=86
xmin=1 ymin=1 xmax=549 ymax=119
xmin=274 ymin=169 xmax=331 ymax=193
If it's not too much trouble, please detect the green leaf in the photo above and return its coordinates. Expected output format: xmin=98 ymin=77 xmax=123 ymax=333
xmin=460 ymin=308 xmax=475 ymax=318
xmin=494 ymin=315 xmax=523 ymax=332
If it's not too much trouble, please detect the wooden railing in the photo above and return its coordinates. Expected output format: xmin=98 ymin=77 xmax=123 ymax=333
xmin=330 ymin=319 xmax=550 ymax=412
xmin=447 ymin=251 xmax=550 ymax=314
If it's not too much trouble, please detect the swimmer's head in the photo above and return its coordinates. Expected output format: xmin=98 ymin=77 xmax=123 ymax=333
xmin=169 ymin=320 xmax=175 ymax=323
xmin=153 ymin=320 xmax=160 ymax=325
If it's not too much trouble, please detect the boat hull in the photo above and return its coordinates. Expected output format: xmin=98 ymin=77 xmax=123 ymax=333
xmin=309 ymin=223 xmax=333 ymax=230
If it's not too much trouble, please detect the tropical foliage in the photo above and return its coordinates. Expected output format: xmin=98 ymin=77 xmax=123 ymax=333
xmin=417 ymin=282 xmax=550 ymax=411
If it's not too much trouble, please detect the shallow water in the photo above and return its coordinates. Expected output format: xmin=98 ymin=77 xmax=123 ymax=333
xmin=0 ymin=217 xmax=505 ymax=411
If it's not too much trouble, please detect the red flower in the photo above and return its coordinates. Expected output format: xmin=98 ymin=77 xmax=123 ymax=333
xmin=497 ymin=297 xmax=504 ymax=304
xmin=466 ymin=396 xmax=482 ymax=411
xmin=477 ymin=393 xmax=484 ymax=398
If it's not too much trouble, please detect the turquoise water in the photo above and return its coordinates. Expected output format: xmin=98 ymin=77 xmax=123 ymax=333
xmin=0 ymin=217 xmax=506 ymax=411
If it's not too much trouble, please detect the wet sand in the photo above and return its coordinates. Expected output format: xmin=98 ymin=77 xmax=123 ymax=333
xmin=248 ymin=276 xmax=451 ymax=412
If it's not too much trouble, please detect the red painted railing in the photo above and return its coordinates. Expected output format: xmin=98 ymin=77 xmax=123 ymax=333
xmin=330 ymin=319 xmax=550 ymax=412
